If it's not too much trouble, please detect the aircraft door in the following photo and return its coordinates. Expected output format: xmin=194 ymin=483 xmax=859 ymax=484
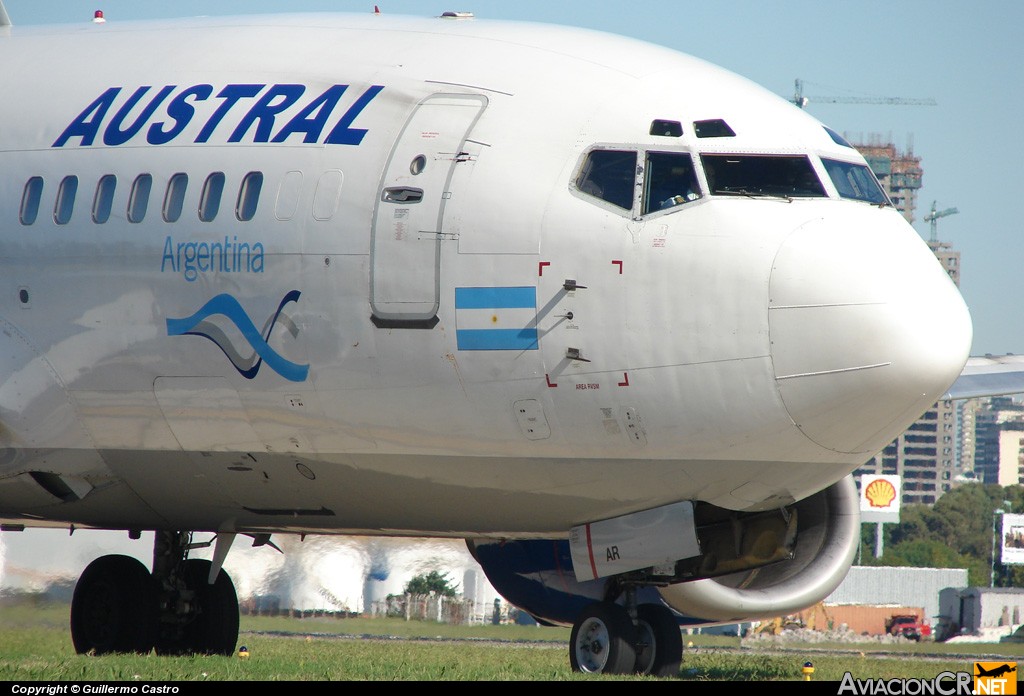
xmin=371 ymin=94 xmax=487 ymax=324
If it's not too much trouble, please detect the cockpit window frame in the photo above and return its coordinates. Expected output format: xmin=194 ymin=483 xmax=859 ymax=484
xmin=641 ymin=150 xmax=703 ymax=216
xmin=820 ymin=157 xmax=891 ymax=206
xmin=572 ymin=147 xmax=639 ymax=214
xmin=572 ymin=145 xmax=705 ymax=219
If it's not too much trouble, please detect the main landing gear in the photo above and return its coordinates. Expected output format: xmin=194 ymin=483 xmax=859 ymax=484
xmin=569 ymin=591 xmax=683 ymax=677
xmin=70 ymin=531 xmax=239 ymax=656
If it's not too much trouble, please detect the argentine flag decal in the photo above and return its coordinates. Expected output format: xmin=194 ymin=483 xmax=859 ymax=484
xmin=455 ymin=286 xmax=539 ymax=351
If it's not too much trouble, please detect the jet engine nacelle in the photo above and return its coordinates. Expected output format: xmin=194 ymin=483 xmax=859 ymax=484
xmin=657 ymin=475 xmax=860 ymax=622
xmin=468 ymin=476 xmax=860 ymax=628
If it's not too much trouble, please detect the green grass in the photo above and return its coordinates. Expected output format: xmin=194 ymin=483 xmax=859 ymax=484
xmin=241 ymin=612 xmax=571 ymax=642
xmin=0 ymin=600 xmax=1020 ymax=681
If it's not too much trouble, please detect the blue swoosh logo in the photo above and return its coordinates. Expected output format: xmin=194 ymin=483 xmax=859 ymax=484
xmin=167 ymin=291 xmax=310 ymax=382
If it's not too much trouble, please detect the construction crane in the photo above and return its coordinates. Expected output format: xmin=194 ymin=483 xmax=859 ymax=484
xmin=791 ymin=79 xmax=937 ymax=109
xmin=924 ymin=200 xmax=959 ymax=243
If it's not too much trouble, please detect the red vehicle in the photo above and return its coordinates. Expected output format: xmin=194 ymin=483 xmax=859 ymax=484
xmin=886 ymin=615 xmax=932 ymax=641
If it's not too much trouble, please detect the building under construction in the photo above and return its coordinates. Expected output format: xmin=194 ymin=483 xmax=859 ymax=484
xmin=854 ymin=137 xmax=923 ymax=225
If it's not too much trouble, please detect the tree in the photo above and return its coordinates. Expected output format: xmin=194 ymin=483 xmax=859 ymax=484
xmin=861 ymin=538 xmax=988 ymax=585
xmin=860 ymin=482 xmax=1024 ymax=587
xmin=403 ymin=570 xmax=459 ymax=597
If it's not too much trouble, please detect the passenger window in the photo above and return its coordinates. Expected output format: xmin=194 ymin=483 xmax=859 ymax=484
xmin=275 ymin=170 xmax=302 ymax=221
xmin=54 ymin=175 xmax=79 ymax=225
xmin=642 ymin=152 xmax=701 ymax=214
xmin=701 ymin=154 xmax=826 ymax=198
xmin=163 ymin=173 xmax=188 ymax=223
xmin=236 ymin=171 xmax=263 ymax=222
xmin=127 ymin=174 xmax=152 ymax=223
xmin=93 ymin=175 xmax=116 ymax=224
xmin=20 ymin=177 xmax=44 ymax=225
xmin=576 ymin=150 xmax=637 ymax=211
xmin=312 ymin=170 xmax=343 ymax=221
xmin=199 ymin=172 xmax=225 ymax=222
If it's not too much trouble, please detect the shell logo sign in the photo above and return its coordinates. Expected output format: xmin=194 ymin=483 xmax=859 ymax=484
xmin=865 ymin=478 xmax=897 ymax=508
xmin=859 ymin=474 xmax=901 ymax=523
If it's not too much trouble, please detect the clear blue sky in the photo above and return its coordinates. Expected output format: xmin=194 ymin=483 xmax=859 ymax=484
xmin=5 ymin=0 xmax=1022 ymax=356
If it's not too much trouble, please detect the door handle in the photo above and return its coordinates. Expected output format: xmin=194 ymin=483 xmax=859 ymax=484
xmin=381 ymin=187 xmax=424 ymax=203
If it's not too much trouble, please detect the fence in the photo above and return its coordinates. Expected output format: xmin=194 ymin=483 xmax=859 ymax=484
xmin=369 ymin=593 xmax=510 ymax=625
xmin=239 ymin=592 xmax=513 ymax=625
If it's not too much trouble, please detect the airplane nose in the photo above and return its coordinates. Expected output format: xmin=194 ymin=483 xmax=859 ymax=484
xmin=768 ymin=209 xmax=972 ymax=455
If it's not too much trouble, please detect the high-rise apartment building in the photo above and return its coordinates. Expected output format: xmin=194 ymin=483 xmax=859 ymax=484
xmin=973 ymin=397 xmax=1024 ymax=485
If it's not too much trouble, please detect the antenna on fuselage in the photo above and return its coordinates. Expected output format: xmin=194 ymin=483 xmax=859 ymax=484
xmin=0 ymin=1 xmax=12 ymax=28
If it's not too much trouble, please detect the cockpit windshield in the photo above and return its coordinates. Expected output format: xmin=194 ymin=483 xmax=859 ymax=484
xmin=821 ymin=158 xmax=890 ymax=205
xmin=575 ymin=149 xmax=637 ymax=211
xmin=643 ymin=152 xmax=701 ymax=214
xmin=575 ymin=149 xmax=842 ymax=215
xmin=575 ymin=149 xmax=703 ymax=215
xmin=701 ymin=154 xmax=826 ymax=198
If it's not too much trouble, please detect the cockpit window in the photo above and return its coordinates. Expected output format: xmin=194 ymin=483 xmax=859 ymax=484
xmin=701 ymin=154 xmax=826 ymax=198
xmin=643 ymin=152 xmax=701 ymax=214
xmin=821 ymin=158 xmax=890 ymax=205
xmin=694 ymin=119 xmax=736 ymax=138
xmin=576 ymin=149 xmax=637 ymax=210
xmin=650 ymin=120 xmax=683 ymax=137
xmin=823 ymin=126 xmax=853 ymax=148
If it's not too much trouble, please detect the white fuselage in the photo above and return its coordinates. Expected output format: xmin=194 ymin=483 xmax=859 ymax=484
xmin=0 ymin=14 xmax=970 ymax=538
